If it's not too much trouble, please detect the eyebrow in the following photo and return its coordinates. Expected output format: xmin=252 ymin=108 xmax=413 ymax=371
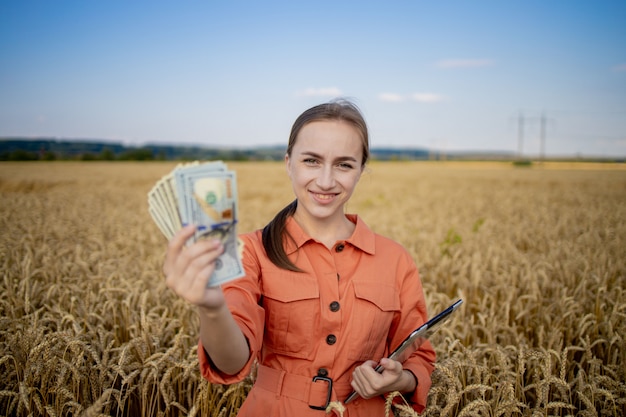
xmin=300 ymin=151 xmax=359 ymax=163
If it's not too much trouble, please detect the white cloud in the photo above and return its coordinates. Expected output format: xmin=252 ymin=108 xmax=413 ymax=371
xmin=378 ymin=92 xmax=444 ymax=103
xmin=611 ymin=63 xmax=626 ymax=72
xmin=297 ymin=87 xmax=343 ymax=97
xmin=436 ymin=59 xmax=494 ymax=69
xmin=378 ymin=93 xmax=405 ymax=102
xmin=411 ymin=93 xmax=444 ymax=103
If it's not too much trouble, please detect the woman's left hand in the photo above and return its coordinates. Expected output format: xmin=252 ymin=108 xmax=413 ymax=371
xmin=350 ymin=358 xmax=416 ymax=399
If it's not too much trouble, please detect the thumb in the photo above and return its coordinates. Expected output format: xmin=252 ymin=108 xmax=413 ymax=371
xmin=379 ymin=358 xmax=402 ymax=373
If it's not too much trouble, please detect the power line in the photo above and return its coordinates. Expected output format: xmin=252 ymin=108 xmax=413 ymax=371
xmin=513 ymin=111 xmax=555 ymax=159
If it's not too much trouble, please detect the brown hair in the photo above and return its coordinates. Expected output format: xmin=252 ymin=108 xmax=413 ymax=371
xmin=262 ymin=99 xmax=370 ymax=271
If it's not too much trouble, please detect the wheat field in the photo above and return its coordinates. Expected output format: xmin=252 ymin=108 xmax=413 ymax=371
xmin=1 ymin=161 xmax=624 ymax=417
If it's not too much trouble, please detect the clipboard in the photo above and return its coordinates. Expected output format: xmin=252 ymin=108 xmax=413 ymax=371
xmin=344 ymin=299 xmax=463 ymax=404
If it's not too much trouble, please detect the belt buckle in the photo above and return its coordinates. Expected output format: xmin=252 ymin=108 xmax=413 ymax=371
xmin=309 ymin=375 xmax=333 ymax=410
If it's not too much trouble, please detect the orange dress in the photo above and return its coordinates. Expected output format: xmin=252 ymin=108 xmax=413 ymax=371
xmin=199 ymin=215 xmax=435 ymax=416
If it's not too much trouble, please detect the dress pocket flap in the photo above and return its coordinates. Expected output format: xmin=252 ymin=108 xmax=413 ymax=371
xmin=263 ymin=274 xmax=319 ymax=303
xmin=353 ymin=281 xmax=400 ymax=312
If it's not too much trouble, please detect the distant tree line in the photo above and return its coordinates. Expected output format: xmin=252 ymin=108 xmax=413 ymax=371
xmin=0 ymin=139 xmax=287 ymax=161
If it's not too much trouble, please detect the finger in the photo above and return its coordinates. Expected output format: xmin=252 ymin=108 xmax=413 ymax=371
xmin=171 ymin=238 xmax=222 ymax=277
xmin=172 ymin=240 xmax=224 ymax=290
xmin=356 ymin=360 xmax=382 ymax=379
xmin=351 ymin=374 xmax=375 ymax=399
xmin=180 ymin=242 xmax=224 ymax=287
xmin=350 ymin=376 xmax=369 ymax=399
xmin=177 ymin=262 xmax=217 ymax=304
xmin=190 ymin=242 xmax=224 ymax=266
xmin=168 ymin=240 xmax=223 ymax=292
xmin=164 ymin=225 xmax=196 ymax=275
xmin=351 ymin=362 xmax=378 ymax=399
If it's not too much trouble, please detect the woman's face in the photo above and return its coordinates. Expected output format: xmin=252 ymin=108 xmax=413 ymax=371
xmin=285 ymin=119 xmax=364 ymax=223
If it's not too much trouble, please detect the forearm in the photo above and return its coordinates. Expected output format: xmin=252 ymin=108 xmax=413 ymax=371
xmin=401 ymin=350 xmax=435 ymax=410
xmin=198 ymin=304 xmax=250 ymax=375
xmin=396 ymin=369 xmax=417 ymax=393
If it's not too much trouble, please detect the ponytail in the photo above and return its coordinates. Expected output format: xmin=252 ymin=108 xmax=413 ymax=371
xmin=261 ymin=200 xmax=303 ymax=272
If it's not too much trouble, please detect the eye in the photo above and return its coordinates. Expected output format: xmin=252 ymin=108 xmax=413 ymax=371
xmin=303 ymin=158 xmax=319 ymax=165
xmin=338 ymin=162 xmax=354 ymax=170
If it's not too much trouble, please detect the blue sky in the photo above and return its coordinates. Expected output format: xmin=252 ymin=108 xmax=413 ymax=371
xmin=1 ymin=1 xmax=625 ymax=157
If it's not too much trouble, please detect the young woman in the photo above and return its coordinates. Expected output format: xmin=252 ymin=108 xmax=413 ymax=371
xmin=164 ymin=100 xmax=435 ymax=416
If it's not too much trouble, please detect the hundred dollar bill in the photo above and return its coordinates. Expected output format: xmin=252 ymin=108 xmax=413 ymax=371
xmin=148 ymin=160 xmax=245 ymax=287
xmin=173 ymin=163 xmax=245 ymax=287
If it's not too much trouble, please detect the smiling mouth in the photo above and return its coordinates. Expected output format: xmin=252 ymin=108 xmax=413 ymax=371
xmin=311 ymin=191 xmax=337 ymax=200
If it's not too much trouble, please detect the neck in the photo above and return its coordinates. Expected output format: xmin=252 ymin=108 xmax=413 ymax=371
xmin=292 ymin=211 xmax=355 ymax=249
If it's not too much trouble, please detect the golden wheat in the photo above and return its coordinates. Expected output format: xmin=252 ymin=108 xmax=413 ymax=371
xmin=1 ymin=161 xmax=625 ymax=416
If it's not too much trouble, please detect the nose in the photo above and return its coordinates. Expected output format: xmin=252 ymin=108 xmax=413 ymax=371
xmin=315 ymin=165 xmax=336 ymax=190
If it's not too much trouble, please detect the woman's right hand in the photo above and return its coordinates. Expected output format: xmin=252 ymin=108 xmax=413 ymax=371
xmin=164 ymin=225 xmax=227 ymax=309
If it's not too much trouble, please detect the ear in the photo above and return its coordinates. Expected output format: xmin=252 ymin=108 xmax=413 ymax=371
xmin=284 ymin=153 xmax=291 ymax=178
xmin=355 ymin=163 xmax=365 ymax=180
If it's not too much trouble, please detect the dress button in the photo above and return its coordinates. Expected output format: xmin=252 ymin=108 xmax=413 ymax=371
xmin=318 ymin=368 xmax=328 ymax=377
xmin=329 ymin=301 xmax=340 ymax=312
xmin=335 ymin=244 xmax=345 ymax=252
xmin=326 ymin=334 xmax=337 ymax=345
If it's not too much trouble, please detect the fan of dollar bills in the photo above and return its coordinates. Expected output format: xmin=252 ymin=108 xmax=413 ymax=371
xmin=148 ymin=160 xmax=245 ymax=287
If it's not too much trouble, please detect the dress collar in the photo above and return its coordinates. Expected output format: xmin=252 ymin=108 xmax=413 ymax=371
xmin=284 ymin=214 xmax=376 ymax=255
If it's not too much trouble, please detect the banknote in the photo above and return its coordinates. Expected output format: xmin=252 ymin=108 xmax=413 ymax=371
xmin=148 ymin=161 xmax=245 ymax=287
